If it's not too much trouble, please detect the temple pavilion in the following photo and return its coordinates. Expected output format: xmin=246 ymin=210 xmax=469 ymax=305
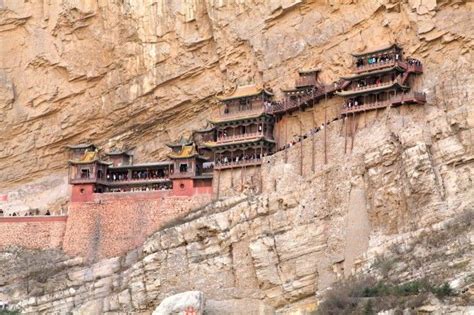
xmin=272 ymin=69 xmax=324 ymax=115
xmin=67 ymin=144 xmax=173 ymax=201
xmin=337 ymin=43 xmax=425 ymax=115
xmin=105 ymin=149 xmax=172 ymax=193
xmin=67 ymin=144 xmax=111 ymax=201
xmin=166 ymin=137 xmax=213 ymax=195
xmin=203 ymin=84 xmax=276 ymax=169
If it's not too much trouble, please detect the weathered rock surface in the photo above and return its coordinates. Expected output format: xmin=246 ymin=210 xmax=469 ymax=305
xmin=0 ymin=0 xmax=473 ymax=314
xmin=0 ymin=102 xmax=472 ymax=312
xmin=0 ymin=0 xmax=473 ymax=213
xmin=152 ymin=291 xmax=204 ymax=315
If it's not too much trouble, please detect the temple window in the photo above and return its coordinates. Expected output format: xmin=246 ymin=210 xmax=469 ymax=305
xmin=180 ymin=164 xmax=188 ymax=173
xmin=80 ymin=169 xmax=90 ymax=179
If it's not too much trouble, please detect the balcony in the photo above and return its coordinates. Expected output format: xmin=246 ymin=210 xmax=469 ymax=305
xmin=353 ymin=59 xmax=397 ymax=74
xmin=341 ymin=91 xmax=426 ymax=115
xmin=295 ymin=77 xmax=318 ymax=88
xmin=391 ymin=91 xmax=426 ymax=105
xmin=402 ymin=61 xmax=423 ymax=74
xmin=211 ymin=107 xmax=265 ymax=123
xmin=338 ymin=78 xmax=406 ymax=97
xmin=269 ymin=87 xmax=329 ymax=115
xmin=69 ymin=177 xmax=108 ymax=185
xmin=217 ymin=131 xmax=266 ymax=144
xmin=106 ymin=177 xmax=171 ymax=186
xmin=215 ymin=158 xmax=262 ymax=170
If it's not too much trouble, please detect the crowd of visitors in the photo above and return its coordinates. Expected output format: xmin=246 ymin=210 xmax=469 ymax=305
xmin=276 ymin=116 xmax=341 ymax=152
xmin=215 ymin=152 xmax=266 ymax=166
xmin=2 ymin=209 xmax=52 ymax=217
xmin=407 ymin=58 xmax=422 ymax=66
xmin=107 ymin=169 xmax=169 ymax=181
xmin=107 ymin=183 xmax=171 ymax=193
xmin=356 ymin=52 xmax=400 ymax=68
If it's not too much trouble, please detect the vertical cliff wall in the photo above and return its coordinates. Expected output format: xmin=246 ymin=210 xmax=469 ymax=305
xmin=0 ymin=0 xmax=473 ymax=314
xmin=0 ymin=0 xmax=472 ymax=213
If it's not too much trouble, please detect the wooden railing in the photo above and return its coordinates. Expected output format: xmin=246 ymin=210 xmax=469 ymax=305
xmin=266 ymin=81 xmax=346 ymax=115
xmin=215 ymin=159 xmax=262 ymax=170
xmin=212 ymin=108 xmax=265 ymax=121
xmin=391 ymin=91 xmax=426 ymax=104
xmin=106 ymin=177 xmax=171 ymax=185
xmin=353 ymin=59 xmax=397 ymax=73
xmin=341 ymin=91 xmax=426 ymax=115
xmin=217 ymin=132 xmax=265 ymax=143
xmin=346 ymin=78 xmax=401 ymax=93
xmin=295 ymin=77 xmax=317 ymax=88
xmin=353 ymin=59 xmax=423 ymax=75
xmin=70 ymin=178 xmax=108 ymax=185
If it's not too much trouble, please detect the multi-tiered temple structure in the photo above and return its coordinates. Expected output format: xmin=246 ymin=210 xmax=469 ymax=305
xmin=67 ymin=43 xmax=426 ymax=202
xmin=68 ymin=145 xmax=173 ymax=201
xmin=204 ymin=85 xmax=276 ymax=169
xmin=338 ymin=43 xmax=425 ymax=115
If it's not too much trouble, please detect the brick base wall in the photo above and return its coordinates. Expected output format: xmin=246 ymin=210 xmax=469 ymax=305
xmin=63 ymin=191 xmax=211 ymax=260
xmin=0 ymin=216 xmax=67 ymax=250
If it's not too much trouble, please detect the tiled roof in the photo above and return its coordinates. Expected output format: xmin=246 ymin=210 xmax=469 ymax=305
xmin=217 ymin=84 xmax=273 ymax=101
xmin=167 ymin=145 xmax=198 ymax=159
xmin=166 ymin=136 xmax=193 ymax=148
xmin=351 ymin=43 xmax=401 ymax=57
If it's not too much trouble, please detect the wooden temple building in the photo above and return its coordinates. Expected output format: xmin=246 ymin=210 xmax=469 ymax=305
xmin=338 ymin=43 xmax=425 ymax=115
xmin=67 ymin=43 xmax=426 ymax=202
xmin=202 ymin=85 xmax=276 ymax=170
xmin=270 ymin=69 xmax=347 ymax=115
xmin=166 ymin=138 xmax=213 ymax=196
xmin=68 ymin=144 xmax=173 ymax=202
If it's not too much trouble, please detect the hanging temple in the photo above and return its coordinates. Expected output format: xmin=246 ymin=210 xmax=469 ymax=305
xmin=67 ymin=43 xmax=425 ymax=202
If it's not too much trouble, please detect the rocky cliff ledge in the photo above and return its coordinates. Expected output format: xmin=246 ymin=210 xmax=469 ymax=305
xmin=0 ymin=0 xmax=473 ymax=213
xmin=1 ymin=103 xmax=473 ymax=312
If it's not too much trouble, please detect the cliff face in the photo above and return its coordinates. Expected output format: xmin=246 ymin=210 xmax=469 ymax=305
xmin=0 ymin=0 xmax=473 ymax=313
xmin=1 ymin=112 xmax=473 ymax=313
xmin=1 ymin=0 xmax=472 ymax=212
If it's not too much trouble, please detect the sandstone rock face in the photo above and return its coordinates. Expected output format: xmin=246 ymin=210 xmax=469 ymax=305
xmin=0 ymin=0 xmax=472 ymax=213
xmin=0 ymin=0 xmax=473 ymax=314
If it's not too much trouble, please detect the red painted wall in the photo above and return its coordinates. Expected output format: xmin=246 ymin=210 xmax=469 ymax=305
xmin=71 ymin=184 xmax=95 ymax=202
xmin=172 ymin=178 xmax=195 ymax=196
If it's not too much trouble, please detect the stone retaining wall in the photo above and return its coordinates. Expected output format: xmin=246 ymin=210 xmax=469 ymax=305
xmin=0 ymin=216 xmax=67 ymax=250
xmin=63 ymin=192 xmax=211 ymax=260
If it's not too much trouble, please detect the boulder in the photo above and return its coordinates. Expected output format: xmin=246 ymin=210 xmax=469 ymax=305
xmin=152 ymin=291 xmax=205 ymax=315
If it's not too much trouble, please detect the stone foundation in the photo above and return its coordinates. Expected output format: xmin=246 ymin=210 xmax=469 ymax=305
xmin=0 ymin=216 xmax=67 ymax=250
xmin=63 ymin=191 xmax=211 ymax=260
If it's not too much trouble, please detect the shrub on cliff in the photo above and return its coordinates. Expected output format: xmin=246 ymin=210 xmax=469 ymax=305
xmin=317 ymin=276 xmax=456 ymax=314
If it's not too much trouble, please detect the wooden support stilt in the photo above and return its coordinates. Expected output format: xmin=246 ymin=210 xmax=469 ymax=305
xmin=324 ymin=105 xmax=328 ymax=165
xmin=216 ymin=169 xmax=220 ymax=200
xmin=241 ymin=164 xmax=244 ymax=192
xmin=230 ymin=151 xmax=233 ymax=188
xmin=344 ymin=115 xmax=348 ymax=154
xmin=351 ymin=112 xmax=356 ymax=152
xmin=299 ymin=117 xmax=303 ymax=176
xmin=284 ymin=117 xmax=288 ymax=163
xmin=311 ymin=109 xmax=315 ymax=172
